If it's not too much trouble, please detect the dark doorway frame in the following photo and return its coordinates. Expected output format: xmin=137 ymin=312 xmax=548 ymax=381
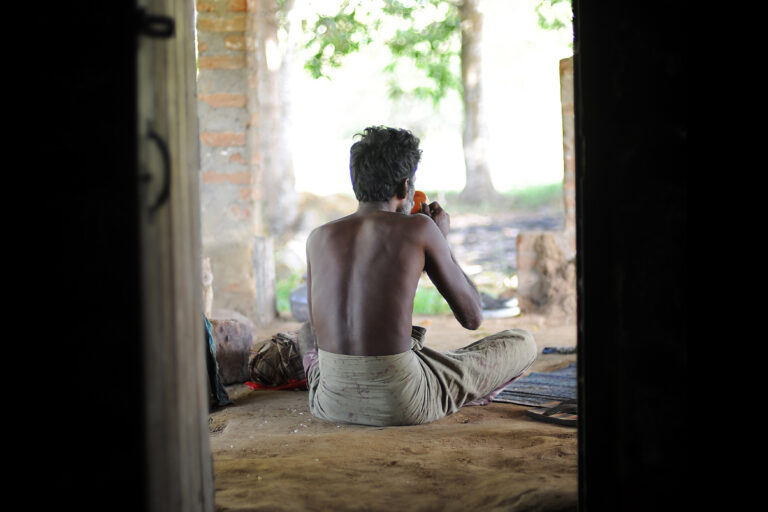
xmin=574 ymin=1 xmax=687 ymax=509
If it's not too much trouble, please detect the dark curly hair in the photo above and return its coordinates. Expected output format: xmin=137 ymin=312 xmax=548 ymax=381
xmin=349 ymin=126 xmax=422 ymax=202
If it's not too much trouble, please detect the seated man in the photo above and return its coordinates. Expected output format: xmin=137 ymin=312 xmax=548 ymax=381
xmin=297 ymin=126 xmax=537 ymax=426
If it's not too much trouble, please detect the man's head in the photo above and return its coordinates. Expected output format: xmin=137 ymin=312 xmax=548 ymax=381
xmin=349 ymin=126 xmax=422 ymax=209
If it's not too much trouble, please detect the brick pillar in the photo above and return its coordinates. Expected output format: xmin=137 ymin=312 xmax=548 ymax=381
xmin=560 ymin=56 xmax=576 ymax=234
xmin=196 ymin=0 xmax=274 ymax=323
xmin=515 ymin=56 xmax=577 ymax=323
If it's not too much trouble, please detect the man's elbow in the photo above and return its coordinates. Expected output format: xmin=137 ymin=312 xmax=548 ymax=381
xmin=459 ymin=310 xmax=483 ymax=330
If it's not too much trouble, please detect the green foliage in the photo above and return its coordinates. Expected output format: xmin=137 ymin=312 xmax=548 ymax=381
xmin=413 ymin=284 xmax=453 ymax=315
xmin=303 ymin=0 xmax=461 ymax=107
xmin=386 ymin=5 xmax=462 ymax=106
xmin=276 ymin=272 xmax=305 ymax=313
xmin=421 ymin=183 xmax=564 ymax=214
xmin=506 ymin=183 xmax=565 ymax=210
xmin=303 ymin=5 xmax=376 ymax=79
xmin=303 ymin=1 xmax=572 ymax=106
xmin=534 ymin=0 xmax=572 ymax=32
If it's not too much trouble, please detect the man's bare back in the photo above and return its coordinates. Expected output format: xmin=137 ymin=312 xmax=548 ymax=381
xmin=306 ymin=201 xmax=483 ymax=357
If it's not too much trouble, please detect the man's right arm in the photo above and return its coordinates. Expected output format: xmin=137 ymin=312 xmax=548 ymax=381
xmin=418 ymin=209 xmax=483 ymax=330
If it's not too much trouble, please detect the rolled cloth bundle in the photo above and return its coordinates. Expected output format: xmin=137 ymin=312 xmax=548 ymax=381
xmin=248 ymin=331 xmax=306 ymax=389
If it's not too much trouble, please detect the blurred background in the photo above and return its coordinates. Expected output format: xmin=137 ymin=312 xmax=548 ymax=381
xmin=195 ymin=0 xmax=574 ymax=322
xmin=289 ymin=0 xmax=573 ymax=195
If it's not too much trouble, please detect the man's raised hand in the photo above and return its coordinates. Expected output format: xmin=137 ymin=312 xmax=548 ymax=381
xmin=420 ymin=201 xmax=450 ymax=238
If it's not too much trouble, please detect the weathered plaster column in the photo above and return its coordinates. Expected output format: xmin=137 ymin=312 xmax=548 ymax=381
xmin=247 ymin=0 xmax=298 ymax=238
xmin=245 ymin=0 xmax=281 ymax=323
xmin=560 ymin=57 xmax=576 ymax=235
xmin=196 ymin=0 xmax=273 ymax=323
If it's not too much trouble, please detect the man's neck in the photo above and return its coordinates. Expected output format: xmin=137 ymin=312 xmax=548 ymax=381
xmin=356 ymin=200 xmax=399 ymax=214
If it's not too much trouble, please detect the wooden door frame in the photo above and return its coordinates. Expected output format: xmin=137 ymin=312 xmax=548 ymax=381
xmin=137 ymin=0 xmax=213 ymax=510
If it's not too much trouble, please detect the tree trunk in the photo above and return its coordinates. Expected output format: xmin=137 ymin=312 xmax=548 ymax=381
xmin=459 ymin=0 xmax=497 ymax=202
xmin=251 ymin=0 xmax=298 ymax=238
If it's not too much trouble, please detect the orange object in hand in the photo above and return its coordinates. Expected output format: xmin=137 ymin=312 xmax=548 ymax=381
xmin=411 ymin=190 xmax=428 ymax=214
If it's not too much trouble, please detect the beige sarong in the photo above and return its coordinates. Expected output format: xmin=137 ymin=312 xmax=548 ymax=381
xmin=301 ymin=326 xmax=537 ymax=426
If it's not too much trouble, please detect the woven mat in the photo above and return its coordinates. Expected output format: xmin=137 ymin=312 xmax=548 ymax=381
xmin=492 ymin=363 xmax=577 ymax=406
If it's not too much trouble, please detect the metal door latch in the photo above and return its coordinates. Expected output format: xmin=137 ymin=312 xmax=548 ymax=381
xmin=136 ymin=8 xmax=175 ymax=38
xmin=141 ymin=128 xmax=172 ymax=216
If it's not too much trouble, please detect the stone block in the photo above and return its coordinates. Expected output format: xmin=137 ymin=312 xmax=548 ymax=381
xmin=209 ymin=317 xmax=254 ymax=384
xmin=516 ymin=231 xmax=576 ymax=323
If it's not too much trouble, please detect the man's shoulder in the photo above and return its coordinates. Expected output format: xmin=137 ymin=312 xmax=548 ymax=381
xmin=310 ymin=212 xmax=435 ymax=243
xmin=309 ymin=214 xmax=356 ymax=237
xmin=405 ymin=212 xmax=445 ymax=239
xmin=306 ymin=214 xmax=357 ymax=250
xmin=318 ymin=212 xmax=431 ymax=229
xmin=405 ymin=212 xmax=436 ymax=227
xmin=310 ymin=213 xmax=353 ymax=231
xmin=378 ymin=212 xmax=437 ymax=238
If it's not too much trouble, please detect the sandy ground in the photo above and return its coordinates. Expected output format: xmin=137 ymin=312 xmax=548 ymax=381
xmin=209 ymin=314 xmax=577 ymax=512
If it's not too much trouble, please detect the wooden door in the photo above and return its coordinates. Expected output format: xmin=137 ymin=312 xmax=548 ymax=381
xmin=136 ymin=1 xmax=214 ymax=510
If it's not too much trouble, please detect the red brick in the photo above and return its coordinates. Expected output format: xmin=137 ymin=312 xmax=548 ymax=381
xmin=198 ymin=54 xmax=246 ymax=70
xmin=200 ymin=132 xmax=246 ymax=147
xmin=224 ymin=34 xmax=245 ymax=50
xmin=229 ymin=153 xmax=248 ymax=164
xmin=228 ymin=0 xmax=246 ymax=12
xmin=196 ymin=1 xmax=216 ymax=12
xmin=202 ymin=171 xmax=251 ymax=185
xmin=238 ymin=186 xmax=258 ymax=201
xmin=222 ymin=282 xmax=246 ymax=294
xmin=197 ymin=15 xmax=246 ymax=32
xmin=198 ymin=93 xmax=247 ymax=108
xmin=197 ymin=41 xmax=209 ymax=53
xmin=231 ymin=205 xmax=251 ymax=219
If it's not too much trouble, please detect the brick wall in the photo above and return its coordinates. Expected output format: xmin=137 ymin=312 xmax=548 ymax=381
xmin=196 ymin=0 xmax=274 ymax=323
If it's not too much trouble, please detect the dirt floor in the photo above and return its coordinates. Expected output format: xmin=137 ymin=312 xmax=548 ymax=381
xmin=209 ymin=313 xmax=578 ymax=512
